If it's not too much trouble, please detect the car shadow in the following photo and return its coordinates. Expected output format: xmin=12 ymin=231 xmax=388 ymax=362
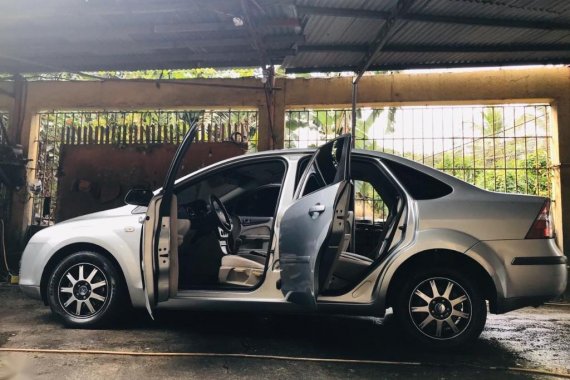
xmin=2 ymin=284 xmax=524 ymax=370
xmin=116 ymin=308 xmax=523 ymax=369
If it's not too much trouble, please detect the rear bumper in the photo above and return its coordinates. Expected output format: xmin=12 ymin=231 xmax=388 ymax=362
xmin=493 ymin=255 xmax=566 ymax=313
xmin=493 ymin=295 xmax=561 ymax=313
xmin=467 ymin=239 xmax=567 ymax=312
xmin=511 ymin=256 xmax=567 ymax=265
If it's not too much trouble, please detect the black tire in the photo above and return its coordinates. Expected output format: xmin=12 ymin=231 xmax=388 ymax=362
xmin=393 ymin=267 xmax=487 ymax=348
xmin=47 ymin=251 xmax=125 ymax=328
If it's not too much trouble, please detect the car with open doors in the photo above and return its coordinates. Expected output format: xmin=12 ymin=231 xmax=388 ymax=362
xmin=19 ymin=125 xmax=567 ymax=347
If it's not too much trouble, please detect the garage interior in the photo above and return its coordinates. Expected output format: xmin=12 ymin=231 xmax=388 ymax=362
xmin=0 ymin=1 xmax=569 ymax=378
xmin=0 ymin=0 xmax=569 ymax=283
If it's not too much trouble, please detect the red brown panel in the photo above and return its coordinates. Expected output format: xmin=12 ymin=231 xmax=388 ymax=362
xmin=56 ymin=142 xmax=246 ymax=222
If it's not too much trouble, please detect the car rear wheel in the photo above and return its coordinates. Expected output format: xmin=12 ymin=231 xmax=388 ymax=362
xmin=393 ymin=267 xmax=487 ymax=348
xmin=47 ymin=251 xmax=125 ymax=327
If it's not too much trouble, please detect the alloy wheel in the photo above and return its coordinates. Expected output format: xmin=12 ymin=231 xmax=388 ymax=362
xmin=408 ymin=277 xmax=472 ymax=340
xmin=57 ymin=263 xmax=109 ymax=318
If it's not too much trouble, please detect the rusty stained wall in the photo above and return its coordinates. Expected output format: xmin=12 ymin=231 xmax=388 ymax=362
xmin=56 ymin=141 xmax=245 ymax=222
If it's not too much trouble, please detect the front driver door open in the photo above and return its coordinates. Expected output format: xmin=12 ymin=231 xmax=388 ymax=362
xmin=141 ymin=124 xmax=198 ymax=316
xmin=279 ymin=134 xmax=352 ymax=308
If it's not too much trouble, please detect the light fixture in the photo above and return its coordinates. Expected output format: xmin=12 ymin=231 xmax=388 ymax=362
xmin=233 ymin=17 xmax=244 ymax=27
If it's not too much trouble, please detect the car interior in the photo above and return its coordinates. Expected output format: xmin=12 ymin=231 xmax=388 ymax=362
xmin=173 ymin=155 xmax=404 ymax=294
xmin=175 ymin=159 xmax=286 ymax=289
xmin=296 ymin=156 xmax=404 ymax=294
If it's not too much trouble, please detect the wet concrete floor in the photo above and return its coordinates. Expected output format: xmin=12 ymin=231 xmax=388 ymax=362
xmin=0 ymin=284 xmax=568 ymax=379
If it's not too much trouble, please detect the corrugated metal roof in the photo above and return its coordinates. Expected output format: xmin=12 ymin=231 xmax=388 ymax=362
xmin=1 ymin=0 xmax=570 ymax=73
xmin=284 ymin=0 xmax=570 ymax=72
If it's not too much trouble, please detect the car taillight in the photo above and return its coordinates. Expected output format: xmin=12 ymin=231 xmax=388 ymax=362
xmin=525 ymin=199 xmax=554 ymax=239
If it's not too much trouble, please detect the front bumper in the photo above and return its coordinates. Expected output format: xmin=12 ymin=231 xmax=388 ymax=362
xmin=20 ymin=284 xmax=42 ymax=300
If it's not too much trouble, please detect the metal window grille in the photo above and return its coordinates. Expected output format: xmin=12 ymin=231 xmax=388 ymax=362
xmin=354 ymin=180 xmax=388 ymax=223
xmin=0 ymin=112 xmax=9 ymax=144
xmin=32 ymin=109 xmax=258 ymax=225
xmin=286 ymin=105 xmax=553 ymax=220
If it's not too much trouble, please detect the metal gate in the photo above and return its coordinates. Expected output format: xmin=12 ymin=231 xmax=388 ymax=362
xmin=32 ymin=109 xmax=258 ymax=225
xmin=286 ymin=104 xmax=553 ymax=221
xmin=286 ymin=104 xmax=552 ymax=197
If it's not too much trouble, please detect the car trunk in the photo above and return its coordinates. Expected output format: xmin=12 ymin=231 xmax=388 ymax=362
xmin=417 ymin=191 xmax=547 ymax=241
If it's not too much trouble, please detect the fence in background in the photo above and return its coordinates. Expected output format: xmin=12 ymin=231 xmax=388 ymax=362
xmin=32 ymin=109 xmax=258 ymax=225
xmin=286 ymin=105 xmax=553 ymax=221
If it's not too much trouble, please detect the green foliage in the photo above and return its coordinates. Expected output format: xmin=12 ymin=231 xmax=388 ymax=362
xmin=435 ymin=151 xmax=549 ymax=196
xmin=354 ymin=180 xmax=388 ymax=220
xmin=24 ymin=68 xmax=259 ymax=81
xmin=285 ymin=106 xmax=552 ymax=197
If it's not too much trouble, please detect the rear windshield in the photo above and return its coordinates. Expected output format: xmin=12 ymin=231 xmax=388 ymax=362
xmin=382 ymin=159 xmax=453 ymax=200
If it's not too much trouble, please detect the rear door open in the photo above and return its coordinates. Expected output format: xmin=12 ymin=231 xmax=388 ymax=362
xmin=278 ymin=134 xmax=352 ymax=308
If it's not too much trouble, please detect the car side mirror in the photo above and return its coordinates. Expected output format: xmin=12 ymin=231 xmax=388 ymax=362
xmin=124 ymin=188 xmax=153 ymax=206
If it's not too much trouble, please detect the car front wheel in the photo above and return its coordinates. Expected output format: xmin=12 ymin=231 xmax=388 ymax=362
xmin=47 ymin=251 xmax=125 ymax=327
xmin=394 ymin=268 xmax=487 ymax=348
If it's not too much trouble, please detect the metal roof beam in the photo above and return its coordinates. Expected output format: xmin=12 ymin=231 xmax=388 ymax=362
xmin=298 ymin=44 xmax=366 ymax=53
xmin=296 ymin=5 xmax=391 ymax=20
xmin=0 ymin=49 xmax=290 ymax=73
xmin=0 ymin=58 xmax=274 ymax=74
xmin=154 ymin=18 xmax=300 ymax=34
xmin=296 ymin=5 xmax=570 ymax=31
xmin=387 ymin=43 xmax=570 ymax=53
xmin=404 ymin=12 xmax=570 ymax=31
xmin=0 ymin=34 xmax=302 ymax=55
xmin=353 ymin=0 xmax=417 ymax=83
xmin=285 ymin=58 xmax=570 ymax=74
xmin=299 ymin=43 xmax=570 ymax=53
xmin=241 ymin=0 xmax=269 ymax=67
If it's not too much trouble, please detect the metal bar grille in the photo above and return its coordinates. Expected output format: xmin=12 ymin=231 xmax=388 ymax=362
xmin=32 ymin=109 xmax=258 ymax=225
xmin=0 ymin=112 xmax=9 ymax=145
xmin=286 ymin=105 xmax=553 ymax=221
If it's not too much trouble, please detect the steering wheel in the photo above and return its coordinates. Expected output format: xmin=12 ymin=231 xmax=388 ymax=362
xmin=210 ymin=195 xmax=233 ymax=233
xmin=227 ymin=214 xmax=243 ymax=254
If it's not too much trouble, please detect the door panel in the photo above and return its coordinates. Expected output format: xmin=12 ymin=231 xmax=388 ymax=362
xmin=279 ymin=134 xmax=352 ymax=308
xmin=141 ymin=195 xmax=161 ymax=314
xmin=317 ymin=181 xmax=352 ymax=291
xmin=239 ymin=216 xmax=274 ymax=254
xmin=142 ymin=194 xmax=179 ymax=311
xmin=141 ymin=124 xmax=198 ymax=311
xmin=279 ymin=182 xmax=341 ymax=306
xmin=167 ymin=195 xmax=179 ymax=298
xmin=240 ymin=216 xmax=273 ymax=227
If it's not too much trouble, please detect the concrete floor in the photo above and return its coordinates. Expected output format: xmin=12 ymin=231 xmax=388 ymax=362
xmin=0 ymin=284 xmax=569 ymax=379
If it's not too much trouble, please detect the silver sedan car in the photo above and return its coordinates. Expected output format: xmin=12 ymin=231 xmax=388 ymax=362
xmin=19 ymin=129 xmax=567 ymax=347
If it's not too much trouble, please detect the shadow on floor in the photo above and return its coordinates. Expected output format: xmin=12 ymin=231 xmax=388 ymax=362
xmin=108 ymin=307 xmax=523 ymax=368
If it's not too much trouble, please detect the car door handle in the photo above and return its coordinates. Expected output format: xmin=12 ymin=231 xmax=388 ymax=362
xmin=308 ymin=204 xmax=326 ymax=218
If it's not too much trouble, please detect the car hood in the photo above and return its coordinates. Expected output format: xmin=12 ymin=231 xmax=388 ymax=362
xmin=28 ymin=205 xmax=142 ymax=244
xmin=57 ymin=205 xmax=138 ymax=224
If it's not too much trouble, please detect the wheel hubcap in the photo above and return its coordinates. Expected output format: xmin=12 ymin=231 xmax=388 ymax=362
xmin=408 ymin=277 xmax=472 ymax=340
xmin=58 ymin=263 xmax=109 ymax=318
